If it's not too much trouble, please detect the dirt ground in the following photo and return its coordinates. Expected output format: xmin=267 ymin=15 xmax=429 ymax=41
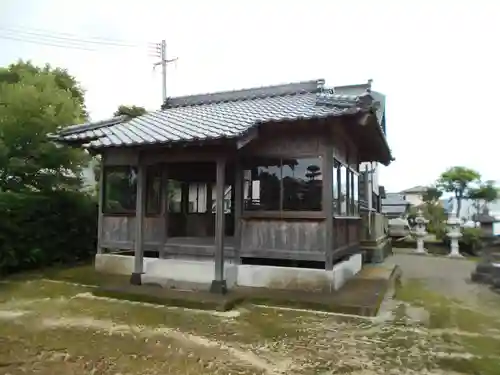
xmin=1 ymin=254 xmax=500 ymax=375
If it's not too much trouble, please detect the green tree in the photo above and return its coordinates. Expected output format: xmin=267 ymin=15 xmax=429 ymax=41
xmin=437 ymin=166 xmax=481 ymax=218
xmin=422 ymin=186 xmax=442 ymax=205
xmin=468 ymin=180 xmax=498 ymax=215
xmin=114 ymin=105 xmax=146 ymax=118
xmin=0 ymin=60 xmax=89 ymax=192
xmin=0 ymin=60 xmax=88 ymax=119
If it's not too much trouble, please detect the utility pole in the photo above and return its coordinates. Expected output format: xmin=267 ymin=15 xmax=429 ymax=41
xmin=153 ymin=40 xmax=178 ymax=104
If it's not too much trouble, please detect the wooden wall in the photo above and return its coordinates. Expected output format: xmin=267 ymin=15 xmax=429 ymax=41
xmin=240 ymin=218 xmax=326 ymax=261
xmin=332 ymin=218 xmax=361 ymax=259
xmin=101 ymin=216 xmax=162 ymax=250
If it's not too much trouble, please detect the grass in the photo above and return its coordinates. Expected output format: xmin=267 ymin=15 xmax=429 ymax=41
xmin=2 ymin=264 xmax=500 ymax=374
xmin=393 ymin=279 xmax=500 ymax=374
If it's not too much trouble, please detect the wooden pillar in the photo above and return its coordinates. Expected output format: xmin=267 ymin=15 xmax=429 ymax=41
xmin=181 ymin=182 xmax=189 ymax=213
xmin=210 ymin=158 xmax=227 ymax=294
xmin=323 ymin=146 xmax=334 ymax=270
xmin=234 ymin=163 xmax=243 ymax=264
xmin=364 ymin=164 xmax=372 ymax=237
xmin=160 ymin=164 xmax=169 ymax=259
xmin=131 ymin=160 xmax=146 ymax=285
xmin=96 ymin=155 xmax=105 ymax=254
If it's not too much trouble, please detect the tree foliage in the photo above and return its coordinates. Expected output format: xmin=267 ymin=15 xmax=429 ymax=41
xmin=468 ymin=180 xmax=498 ymax=214
xmin=114 ymin=105 xmax=146 ymax=118
xmin=0 ymin=60 xmax=98 ymax=274
xmin=0 ymin=60 xmax=89 ymax=192
xmin=0 ymin=191 xmax=97 ymax=274
xmin=422 ymin=186 xmax=442 ymax=205
xmin=0 ymin=60 xmax=88 ymax=118
xmin=437 ymin=166 xmax=481 ymax=217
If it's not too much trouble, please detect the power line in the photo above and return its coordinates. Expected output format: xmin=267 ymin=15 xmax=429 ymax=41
xmin=0 ymin=24 xmax=152 ymax=48
xmin=0 ymin=33 xmax=98 ymax=51
xmin=0 ymin=26 xmax=175 ymax=105
xmin=0 ymin=32 xmax=161 ymax=54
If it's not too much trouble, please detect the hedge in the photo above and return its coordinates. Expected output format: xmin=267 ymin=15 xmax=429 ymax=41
xmin=0 ymin=191 xmax=97 ymax=275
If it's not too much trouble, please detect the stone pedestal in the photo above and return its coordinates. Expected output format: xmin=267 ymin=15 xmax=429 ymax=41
xmin=413 ymin=210 xmax=428 ymax=254
xmin=446 ymin=214 xmax=463 ymax=258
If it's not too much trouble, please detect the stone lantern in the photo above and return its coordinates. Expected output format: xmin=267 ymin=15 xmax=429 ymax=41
xmin=446 ymin=212 xmax=463 ymax=257
xmin=413 ymin=209 xmax=428 ymax=254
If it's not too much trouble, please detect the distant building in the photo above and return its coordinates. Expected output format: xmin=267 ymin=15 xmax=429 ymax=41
xmin=382 ymin=193 xmax=412 ymax=218
xmin=399 ymin=185 xmax=428 ymax=206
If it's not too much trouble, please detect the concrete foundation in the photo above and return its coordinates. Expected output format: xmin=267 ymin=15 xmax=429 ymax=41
xmin=361 ymin=237 xmax=392 ymax=264
xmin=95 ymin=253 xmax=363 ymax=292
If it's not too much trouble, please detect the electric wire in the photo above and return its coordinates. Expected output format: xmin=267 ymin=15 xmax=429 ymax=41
xmin=0 ymin=25 xmax=161 ymax=55
xmin=0 ymin=25 xmax=154 ymax=48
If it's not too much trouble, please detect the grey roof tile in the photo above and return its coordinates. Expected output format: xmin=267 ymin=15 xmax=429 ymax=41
xmin=54 ymin=79 xmax=381 ymax=149
xmin=382 ymin=205 xmax=408 ymax=214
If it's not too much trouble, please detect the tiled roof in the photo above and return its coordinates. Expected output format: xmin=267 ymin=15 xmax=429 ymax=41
xmin=382 ymin=197 xmax=411 ymax=206
xmin=333 ymin=80 xmax=386 ymax=134
xmin=53 ymin=79 xmax=382 ymax=149
xmin=400 ymin=185 xmax=428 ymax=194
xmin=382 ymin=205 xmax=408 ymax=215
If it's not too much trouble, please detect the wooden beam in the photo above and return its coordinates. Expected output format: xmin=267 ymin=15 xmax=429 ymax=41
xmin=323 ymin=145 xmax=334 ymax=270
xmin=96 ymin=155 xmax=105 ymax=254
xmin=160 ymin=164 xmax=169 ymax=259
xmin=233 ymin=163 xmax=243 ymax=264
xmin=210 ymin=157 xmax=227 ymax=294
xmin=131 ymin=156 xmax=146 ymax=285
xmin=236 ymin=128 xmax=258 ymax=149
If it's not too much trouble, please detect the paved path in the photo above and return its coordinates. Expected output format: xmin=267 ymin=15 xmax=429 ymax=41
xmin=387 ymin=251 xmax=499 ymax=307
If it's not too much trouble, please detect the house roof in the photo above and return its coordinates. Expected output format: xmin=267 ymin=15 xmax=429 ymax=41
xmin=382 ymin=205 xmax=408 ymax=215
xmin=400 ymin=185 xmax=428 ymax=194
xmin=382 ymin=193 xmax=411 ymax=217
xmin=333 ymin=80 xmax=386 ymax=134
xmin=382 ymin=197 xmax=411 ymax=206
xmin=53 ymin=79 xmax=390 ymax=162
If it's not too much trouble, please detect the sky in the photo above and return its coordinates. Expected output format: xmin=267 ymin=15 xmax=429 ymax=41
xmin=1 ymin=0 xmax=499 ymax=192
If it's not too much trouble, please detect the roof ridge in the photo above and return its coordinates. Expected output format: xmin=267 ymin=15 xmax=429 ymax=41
xmin=162 ymin=79 xmax=324 ymax=109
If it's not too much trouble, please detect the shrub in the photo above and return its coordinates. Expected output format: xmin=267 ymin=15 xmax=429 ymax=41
xmin=460 ymin=227 xmax=483 ymax=255
xmin=0 ymin=191 xmax=97 ymax=275
xmin=439 ymin=226 xmax=483 ymax=256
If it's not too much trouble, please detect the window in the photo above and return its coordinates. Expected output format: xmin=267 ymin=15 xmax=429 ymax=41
xmin=146 ymin=166 xmax=161 ymax=215
xmin=103 ymin=166 xmax=163 ymax=215
xmin=244 ymin=157 xmax=323 ymax=212
xmin=103 ymin=166 xmax=137 ymax=213
xmin=211 ymin=184 xmax=232 ymax=214
xmin=189 ymin=183 xmax=208 ymax=213
xmin=350 ymin=170 xmax=359 ymax=215
xmin=168 ymin=180 xmax=182 ymax=213
xmin=333 ymin=160 xmax=340 ymax=214
xmin=332 ymin=158 xmax=359 ymax=217
xmin=282 ymin=158 xmax=322 ymax=211
xmin=244 ymin=162 xmax=281 ymax=211
xmin=340 ymin=164 xmax=348 ymax=215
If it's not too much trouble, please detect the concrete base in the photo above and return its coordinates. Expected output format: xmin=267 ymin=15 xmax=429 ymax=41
xmin=361 ymin=237 xmax=392 ymax=264
xmin=237 ymin=253 xmax=362 ymax=292
xmin=95 ymin=253 xmax=363 ymax=293
xmin=130 ymin=272 xmax=142 ymax=285
xmin=210 ymin=280 xmax=228 ymax=294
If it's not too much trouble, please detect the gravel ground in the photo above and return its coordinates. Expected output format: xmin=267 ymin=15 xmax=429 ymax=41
xmin=0 ymin=257 xmax=499 ymax=375
xmin=388 ymin=252 xmax=499 ymax=307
